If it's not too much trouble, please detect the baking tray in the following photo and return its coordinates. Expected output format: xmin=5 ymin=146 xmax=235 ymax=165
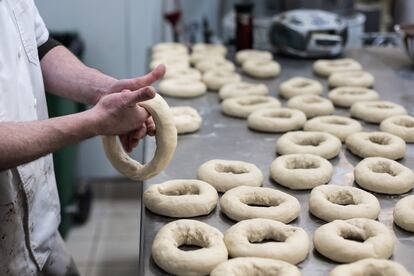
xmin=139 ymin=47 xmax=414 ymax=275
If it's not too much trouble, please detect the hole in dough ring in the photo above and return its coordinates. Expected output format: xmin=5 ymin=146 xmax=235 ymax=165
xmin=276 ymin=131 xmax=342 ymax=159
xmin=350 ymin=100 xmax=407 ymax=124
xmin=210 ymin=257 xmax=301 ymax=276
xmin=102 ymin=94 xmax=177 ymax=181
xmin=354 ymin=157 xmax=414 ymax=195
xmin=304 ymin=115 xmax=363 ymax=142
xmin=159 ymin=78 xmax=207 ymax=98
xmin=380 ymin=115 xmax=414 ymax=143
xmin=270 ymin=154 xmax=333 ymax=190
xmin=393 ymin=195 xmax=414 ymax=232
xmin=328 ymin=70 xmax=374 ymax=88
xmin=313 ymin=218 xmax=395 ymax=263
xmin=345 ymin=132 xmax=406 ymax=160
xmin=328 ymin=86 xmax=379 ymax=108
xmin=242 ymin=59 xmax=281 ymax=79
xmin=196 ymin=59 xmax=235 ymax=73
xmin=235 ymin=49 xmax=273 ymax=64
xmin=330 ymin=258 xmax=412 ymax=276
xmin=224 ymin=218 xmax=310 ymax=264
xmin=220 ymin=186 xmax=300 ymax=223
xmin=287 ymin=94 xmax=335 ymax=118
xmin=247 ymin=107 xmax=306 ymax=133
xmin=152 ymin=219 xmax=228 ymax=275
xmin=222 ymin=96 xmax=281 ymax=119
xmin=197 ymin=159 xmax=263 ymax=192
xmin=171 ymin=106 xmax=202 ymax=134
xmin=309 ymin=185 xmax=380 ymax=222
xmin=313 ymin=58 xmax=362 ymax=77
xmin=143 ymin=179 xmax=218 ymax=217
xmin=202 ymin=70 xmax=242 ymax=91
xmin=279 ymin=77 xmax=323 ymax=99
xmin=219 ymin=82 xmax=269 ymax=100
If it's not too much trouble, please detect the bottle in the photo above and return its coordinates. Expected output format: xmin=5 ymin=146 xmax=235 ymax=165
xmin=235 ymin=2 xmax=254 ymax=50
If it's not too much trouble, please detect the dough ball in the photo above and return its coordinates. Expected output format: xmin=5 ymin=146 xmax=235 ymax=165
xmin=219 ymin=82 xmax=269 ymax=100
xmin=304 ymin=115 xmax=362 ymax=142
xmin=196 ymin=59 xmax=235 ymax=73
xmin=235 ymin=49 xmax=273 ymax=64
xmin=170 ymin=106 xmax=202 ymax=134
xmin=380 ymin=115 xmax=414 ymax=143
xmin=242 ymin=59 xmax=281 ymax=78
xmin=279 ymin=77 xmax=323 ymax=99
xmin=222 ymin=96 xmax=281 ymax=118
xmin=247 ymin=107 xmax=306 ymax=133
xmin=350 ymin=100 xmax=407 ymax=124
xmin=287 ymin=94 xmax=335 ymax=118
xmin=159 ymin=78 xmax=207 ymax=98
xmin=328 ymin=70 xmax=374 ymax=88
xmin=202 ymin=70 xmax=242 ymax=91
xmin=313 ymin=58 xmax=362 ymax=77
xmin=328 ymin=86 xmax=379 ymax=108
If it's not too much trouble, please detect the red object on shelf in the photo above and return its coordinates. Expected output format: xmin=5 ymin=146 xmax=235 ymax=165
xmin=235 ymin=3 xmax=254 ymax=50
xmin=164 ymin=10 xmax=182 ymax=42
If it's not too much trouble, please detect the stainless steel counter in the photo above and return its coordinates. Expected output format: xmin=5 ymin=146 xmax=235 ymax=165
xmin=139 ymin=47 xmax=414 ymax=275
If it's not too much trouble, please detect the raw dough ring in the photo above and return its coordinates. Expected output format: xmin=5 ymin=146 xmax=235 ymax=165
xmin=190 ymin=52 xmax=225 ymax=66
xmin=171 ymin=106 xmax=202 ymax=134
xmin=309 ymin=185 xmax=380 ymax=222
xmin=304 ymin=115 xmax=363 ymax=142
xmin=242 ymin=59 xmax=281 ymax=78
xmin=192 ymin=43 xmax=227 ymax=55
xmin=313 ymin=218 xmax=395 ymax=263
xmin=196 ymin=59 xmax=235 ymax=73
xmin=149 ymin=58 xmax=189 ymax=70
xmin=222 ymin=96 xmax=281 ymax=119
xmin=211 ymin=257 xmax=301 ymax=276
xmin=328 ymin=86 xmax=379 ymax=107
xmin=163 ymin=67 xmax=202 ymax=80
xmin=102 ymin=94 xmax=177 ymax=181
xmin=152 ymin=42 xmax=188 ymax=54
xmin=219 ymin=82 xmax=269 ymax=100
xmin=270 ymin=154 xmax=333 ymax=190
xmin=279 ymin=77 xmax=323 ymax=99
xmin=220 ymin=186 xmax=300 ymax=223
xmin=328 ymin=71 xmax=375 ymax=88
xmin=143 ymin=179 xmax=218 ymax=217
xmin=235 ymin=49 xmax=273 ymax=64
xmin=394 ymin=195 xmax=414 ymax=232
xmin=380 ymin=115 xmax=414 ymax=143
xmin=354 ymin=157 xmax=414 ymax=194
xmin=330 ymin=258 xmax=412 ymax=276
xmin=276 ymin=131 xmax=342 ymax=159
xmin=224 ymin=218 xmax=310 ymax=264
xmin=197 ymin=159 xmax=263 ymax=192
xmin=313 ymin=58 xmax=362 ymax=77
xmin=159 ymin=78 xmax=206 ymax=98
xmin=203 ymin=70 xmax=242 ymax=91
xmin=248 ymin=107 xmax=306 ymax=133
xmin=152 ymin=219 xmax=228 ymax=275
xmin=345 ymin=132 xmax=406 ymax=160
xmin=287 ymin=95 xmax=335 ymax=118
xmin=350 ymin=101 xmax=407 ymax=124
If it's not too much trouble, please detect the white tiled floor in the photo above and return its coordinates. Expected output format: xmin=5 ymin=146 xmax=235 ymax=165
xmin=65 ymin=181 xmax=141 ymax=276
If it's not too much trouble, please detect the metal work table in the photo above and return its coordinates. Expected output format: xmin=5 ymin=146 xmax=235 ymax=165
xmin=139 ymin=47 xmax=414 ymax=275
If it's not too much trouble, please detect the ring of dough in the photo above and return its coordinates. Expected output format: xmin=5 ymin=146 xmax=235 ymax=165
xmin=163 ymin=67 xmax=202 ymax=80
xmin=328 ymin=86 xmax=379 ymax=107
xmin=242 ymin=59 xmax=281 ymax=78
xmin=196 ymin=59 xmax=235 ymax=73
xmin=247 ymin=107 xmax=306 ymax=133
xmin=287 ymin=95 xmax=335 ymax=118
xmin=192 ymin=43 xmax=227 ymax=55
xmin=152 ymin=42 xmax=188 ymax=54
xmin=197 ymin=159 xmax=263 ymax=192
xmin=276 ymin=131 xmax=342 ymax=159
xmin=224 ymin=218 xmax=309 ymax=264
xmin=211 ymin=257 xmax=301 ymax=276
xmin=102 ymin=94 xmax=177 ymax=181
xmin=190 ymin=52 xmax=225 ymax=66
xmin=313 ymin=58 xmax=362 ymax=77
xmin=220 ymin=186 xmax=300 ymax=223
xmin=313 ymin=218 xmax=395 ymax=263
xmin=330 ymin=258 xmax=412 ymax=276
xmin=304 ymin=115 xmax=363 ymax=142
xmin=149 ymin=58 xmax=189 ymax=70
xmin=152 ymin=219 xmax=228 ymax=275
xmin=143 ymin=179 xmax=218 ymax=217
xmin=380 ymin=115 xmax=414 ymax=143
xmin=345 ymin=132 xmax=406 ymax=160
xmin=171 ymin=106 xmax=202 ymax=134
xmin=328 ymin=71 xmax=375 ymax=88
xmin=394 ymin=195 xmax=414 ymax=232
xmin=159 ymin=78 xmax=206 ymax=98
xmin=219 ymin=82 xmax=269 ymax=100
xmin=270 ymin=153 xmax=333 ymax=190
xmin=202 ymin=70 xmax=242 ymax=91
xmin=354 ymin=157 xmax=414 ymax=194
xmin=151 ymin=51 xmax=189 ymax=62
xmin=235 ymin=49 xmax=273 ymax=64
xmin=309 ymin=185 xmax=380 ymax=222
xmin=279 ymin=77 xmax=323 ymax=99
xmin=350 ymin=101 xmax=407 ymax=124
xmin=222 ymin=96 xmax=281 ymax=119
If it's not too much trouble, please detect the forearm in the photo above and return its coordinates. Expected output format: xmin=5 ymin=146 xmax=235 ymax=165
xmin=40 ymin=45 xmax=116 ymax=105
xmin=0 ymin=110 xmax=97 ymax=170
